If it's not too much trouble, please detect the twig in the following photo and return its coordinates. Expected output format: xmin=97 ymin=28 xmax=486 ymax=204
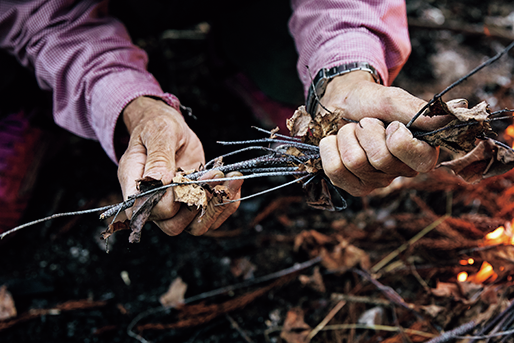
xmin=225 ymin=314 xmax=254 ymax=343
xmin=406 ymin=40 xmax=514 ymax=128
xmin=0 ymin=204 xmax=116 ymax=240
xmin=371 ymin=215 xmax=449 ymax=274
xmin=127 ymin=256 xmax=322 ymax=342
xmin=426 ymin=320 xmax=476 ymax=343
xmin=307 ymin=300 xmax=346 ymax=341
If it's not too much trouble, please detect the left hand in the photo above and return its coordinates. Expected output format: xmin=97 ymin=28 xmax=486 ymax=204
xmin=318 ymin=71 xmax=451 ymax=196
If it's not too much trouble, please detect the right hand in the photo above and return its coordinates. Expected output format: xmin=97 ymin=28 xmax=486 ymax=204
xmin=117 ymin=96 xmax=243 ymax=236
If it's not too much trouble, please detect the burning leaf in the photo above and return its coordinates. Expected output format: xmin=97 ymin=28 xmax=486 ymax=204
xmin=159 ymin=277 xmax=188 ymax=308
xmin=298 ymin=266 xmax=326 ymax=293
xmin=280 ymin=307 xmax=311 ymax=343
xmin=129 ymin=178 xmax=166 ymax=243
xmin=100 ymin=219 xmax=130 ymax=240
xmin=0 ymin=285 xmax=16 ymax=321
xmin=172 ymin=175 xmax=208 ymax=210
xmin=287 ymin=106 xmax=311 ymax=138
xmin=438 ymin=139 xmax=514 ymax=183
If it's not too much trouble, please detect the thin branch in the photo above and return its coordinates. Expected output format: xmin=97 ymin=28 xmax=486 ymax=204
xmin=251 ymin=126 xmax=302 ymax=141
xmin=426 ymin=320 xmax=476 ymax=343
xmin=217 ymin=138 xmax=319 ymax=151
xmin=218 ymin=174 xmax=311 ymax=206
xmin=406 ymin=40 xmax=514 ymax=128
xmin=127 ymin=256 xmax=322 ymax=343
xmin=0 ymin=204 xmax=116 ymax=240
xmin=307 ymin=300 xmax=346 ymax=341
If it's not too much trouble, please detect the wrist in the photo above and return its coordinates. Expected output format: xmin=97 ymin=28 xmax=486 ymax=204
xmin=122 ymin=96 xmax=183 ymax=135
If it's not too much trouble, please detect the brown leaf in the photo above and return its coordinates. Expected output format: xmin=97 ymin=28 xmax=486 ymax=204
xmin=298 ymin=266 xmax=326 ymax=293
xmin=287 ymin=106 xmax=312 ymax=138
xmin=280 ymin=307 xmax=311 ymax=343
xmin=420 ymin=98 xmax=492 ymax=153
xmin=129 ymin=178 xmax=166 ymax=243
xmin=159 ymin=277 xmax=188 ymax=308
xmin=303 ymin=178 xmax=345 ymax=211
xmin=438 ymin=139 xmax=514 ymax=183
xmin=100 ymin=219 xmax=130 ymax=240
xmin=320 ymin=238 xmax=370 ymax=273
xmin=172 ymin=175 xmax=208 ymax=210
xmin=309 ymin=109 xmax=345 ymax=145
xmin=230 ymin=258 xmax=257 ymax=280
xmin=0 ymin=285 xmax=16 ymax=321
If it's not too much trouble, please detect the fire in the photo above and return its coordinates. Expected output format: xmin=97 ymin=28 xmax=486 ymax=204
xmin=473 ymin=261 xmax=497 ymax=283
xmin=457 ymin=271 xmax=468 ymax=282
xmin=506 ymin=124 xmax=514 ymax=147
xmin=485 ymin=226 xmax=504 ymax=240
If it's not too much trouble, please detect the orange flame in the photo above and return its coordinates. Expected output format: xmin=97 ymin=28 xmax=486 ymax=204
xmin=506 ymin=125 xmax=514 ymax=148
xmin=457 ymin=272 xmax=468 ymax=282
xmin=473 ymin=261 xmax=497 ymax=283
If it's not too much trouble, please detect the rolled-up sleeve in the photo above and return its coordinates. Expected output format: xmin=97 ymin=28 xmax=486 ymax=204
xmin=289 ymin=0 xmax=411 ymax=94
xmin=0 ymin=0 xmax=180 ymax=162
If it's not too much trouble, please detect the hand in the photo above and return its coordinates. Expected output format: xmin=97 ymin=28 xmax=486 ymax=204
xmin=117 ymin=96 xmax=243 ymax=236
xmin=318 ymin=71 xmax=451 ymax=196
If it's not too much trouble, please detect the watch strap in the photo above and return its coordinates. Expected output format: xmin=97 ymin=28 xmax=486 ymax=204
xmin=305 ymin=62 xmax=381 ymax=116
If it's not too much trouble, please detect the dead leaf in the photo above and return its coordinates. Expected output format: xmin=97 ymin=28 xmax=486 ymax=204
xmin=438 ymin=139 xmax=514 ymax=183
xmin=298 ymin=266 xmax=326 ymax=293
xmin=420 ymin=98 xmax=492 ymax=153
xmin=172 ymin=175 xmax=208 ymax=210
xmin=287 ymin=106 xmax=311 ymax=138
xmin=0 ymin=285 xmax=16 ymax=321
xmin=159 ymin=277 xmax=188 ymax=308
xmin=320 ymin=238 xmax=370 ymax=273
xmin=129 ymin=178 xmax=166 ymax=243
xmin=303 ymin=178 xmax=346 ymax=211
xmin=230 ymin=258 xmax=257 ymax=280
xmin=294 ymin=230 xmax=335 ymax=253
xmin=280 ymin=307 xmax=311 ymax=343
xmin=100 ymin=219 xmax=130 ymax=240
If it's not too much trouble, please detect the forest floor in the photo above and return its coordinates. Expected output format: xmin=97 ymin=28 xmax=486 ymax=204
xmin=2 ymin=1 xmax=514 ymax=342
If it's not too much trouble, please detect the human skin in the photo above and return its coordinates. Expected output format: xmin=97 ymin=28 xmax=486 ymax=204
xmin=117 ymin=96 xmax=243 ymax=236
xmin=318 ymin=71 xmax=451 ymax=196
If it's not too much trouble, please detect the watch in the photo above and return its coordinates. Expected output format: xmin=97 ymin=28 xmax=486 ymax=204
xmin=305 ymin=61 xmax=381 ymax=116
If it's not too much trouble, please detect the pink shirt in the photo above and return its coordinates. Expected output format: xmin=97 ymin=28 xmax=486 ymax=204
xmin=0 ymin=0 xmax=410 ymax=162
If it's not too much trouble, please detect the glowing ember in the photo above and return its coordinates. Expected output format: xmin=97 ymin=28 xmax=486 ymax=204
xmin=473 ymin=261 xmax=497 ymax=283
xmin=468 ymin=258 xmax=474 ymax=264
xmin=485 ymin=226 xmax=505 ymax=240
xmin=506 ymin=125 xmax=514 ymax=147
xmin=457 ymin=271 xmax=468 ymax=282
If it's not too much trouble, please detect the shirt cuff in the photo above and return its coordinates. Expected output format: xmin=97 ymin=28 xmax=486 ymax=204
xmin=302 ymin=28 xmax=389 ymax=96
xmin=90 ymin=69 xmax=181 ymax=163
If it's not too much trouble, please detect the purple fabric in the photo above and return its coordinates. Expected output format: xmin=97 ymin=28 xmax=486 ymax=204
xmin=0 ymin=0 xmax=411 ymax=163
xmin=0 ymin=0 xmax=180 ymax=162
xmin=289 ymin=0 xmax=411 ymax=92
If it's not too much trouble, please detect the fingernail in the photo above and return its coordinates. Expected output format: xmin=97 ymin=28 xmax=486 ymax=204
xmin=386 ymin=121 xmax=400 ymax=136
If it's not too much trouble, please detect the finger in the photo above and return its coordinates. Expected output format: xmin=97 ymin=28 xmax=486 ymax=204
xmin=355 ymin=118 xmax=417 ymax=177
xmin=319 ymin=134 xmax=373 ymax=196
xmin=187 ymin=171 xmax=244 ymax=236
xmin=335 ymin=124 xmax=395 ymax=192
xmin=386 ymin=121 xmax=439 ymax=173
xmin=154 ymin=204 xmax=200 ymax=236
xmin=118 ymin=142 xmax=147 ymax=219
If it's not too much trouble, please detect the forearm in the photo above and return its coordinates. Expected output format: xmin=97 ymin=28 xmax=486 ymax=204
xmin=289 ymin=0 xmax=411 ymax=94
xmin=0 ymin=0 xmax=179 ymax=162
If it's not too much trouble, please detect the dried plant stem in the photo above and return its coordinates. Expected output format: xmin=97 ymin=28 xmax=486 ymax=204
xmin=406 ymin=40 xmax=514 ymax=129
xmin=371 ymin=215 xmax=449 ymax=274
xmin=307 ymin=300 xmax=346 ymax=341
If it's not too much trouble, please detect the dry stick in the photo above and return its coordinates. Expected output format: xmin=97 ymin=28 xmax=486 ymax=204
xmin=425 ymin=320 xmax=476 ymax=343
xmin=126 ymin=256 xmax=322 ymax=343
xmin=468 ymin=299 xmax=514 ymax=343
xmin=307 ymin=300 xmax=347 ymax=341
xmin=225 ymin=314 xmax=254 ymax=343
xmin=0 ymin=204 xmax=115 ymax=240
xmin=406 ymin=40 xmax=514 ymax=129
xmin=370 ymin=215 xmax=449 ymax=274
